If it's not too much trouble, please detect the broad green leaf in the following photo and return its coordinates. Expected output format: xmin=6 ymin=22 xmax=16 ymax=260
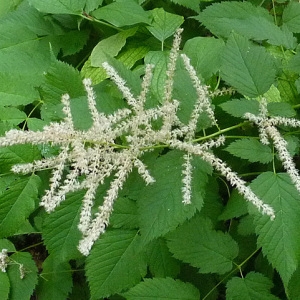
xmin=0 ymin=144 xmax=41 ymax=173
xmin=110 ymin=197 xmax=138 ymax=229
xmin=86 ymin=230 xmax=147 ymax=299
xmin=43 ymin=191 xmax=84 ymax=262
xmin=267 ymin=102 xmax=296 ymax=118
xmin=0 ymin=107 xmax=26 ymax=126
xmin=0 ymin=272 xmax=9 ymax=300
xmin=219 ymin=99 xmax=260 ymax=118
xmin=250 ymin=172 xmax=300 ymax=286
xmin=226 ymin=272 xmax=279 ymax=300
xmin=287 ymin=51 xmax=300 ymax=74
xmin=0 ymin=175 xmax=41 ymax=238
xmin=92 ymin=1 xmax=151 ymax=27
xmin=37 ymin=255 xmax=73 ymax=300
xmin=146 ymin=238 xmax=180 ymax=278
xmin=91 ymin=28 xmax=137 ymax=67
xmin=138 ymin=151 xmax=211 ymax=244
xmin=84 ymin=0 xmax=103 ymax=13
xmin=167 ymin=215 xmax=239 ymax=274
xmin=282 ymin=2 xmax=300 ymax=33
xmin=288 ymin=267 xmax=300 ymax=299
xmin=183 ymin=37 xmax=225 ymax=81
xmin=147 ymin=8 xmax=184 ymax=44
xmin=0 ymin=239 xmax=16 ymax=252
xmin=7 ymin=252 xmax=38 ymax=300
xmin=169 ymin=0 xmax=200 ymax=13
xmin=225 ymin=138 xmax=273 ymax=164
xmin=123 ymin=277 xmax=200 ymax=300
xmin=221 ymin=33 xmax=276 ymax=98
xmin=28 ymin=0 xmax=84 ymax=14
xmin=196 ymin=1 xmax=295 ymax=49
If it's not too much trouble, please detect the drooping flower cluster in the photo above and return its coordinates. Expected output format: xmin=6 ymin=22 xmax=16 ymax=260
xmin=0 ymin=29 xmax=276 ymax=255
xmin=0 ymin=249 xmax=8 ymax=272
xmin=245 ymin=98 xmax=300 ymax=193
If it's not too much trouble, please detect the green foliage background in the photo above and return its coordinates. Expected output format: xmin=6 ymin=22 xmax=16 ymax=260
xmin=1 ymin=0 xmax=300 ymax=299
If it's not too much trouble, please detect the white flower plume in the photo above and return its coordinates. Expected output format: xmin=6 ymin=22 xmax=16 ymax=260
xmin=0 ymin=29 xmax=276 ymax=255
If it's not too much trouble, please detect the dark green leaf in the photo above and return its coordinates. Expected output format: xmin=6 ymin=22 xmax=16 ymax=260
xmin=167 ymin=215 xmax=239 ymax=274
xmin=123 ymin=277 xmax=200 ymax=300
xmin=0 ymin=272 xmax=9 ymax=300
xmin=221 ymin=33 xmax=276 ymax=97
xmin=169 ymin=0 xmax=200 ymax=13
xmin=225 ymin=138 xmax=273 ymax=164
xmin=86 ymin=230 xmax=147 ymax=299
xmin=282 ymin=2 xmax=300 ymax=33
xmin=219 ymin=99 xmax=260 ymax=118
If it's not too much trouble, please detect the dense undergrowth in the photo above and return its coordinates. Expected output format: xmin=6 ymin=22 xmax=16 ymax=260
xmin=1 ymin=0 xmax=300 ymax=299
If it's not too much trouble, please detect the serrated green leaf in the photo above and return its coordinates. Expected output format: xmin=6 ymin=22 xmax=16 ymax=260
xmin=250 ymin=172 xmax=300 ymax=286
xmin=225 ymin=138 xmax=273 ymax=164
xmin=221 ymin=33 xmax=276 ymax=98
xmin=147 ymin=8 xmax=184 ymax=44
xmin=146 ymin=238 xmax=180 ymax=278
xmin=7 ymin=252 xmax=38 ymax=300
xmin=123 ymin=277 xmax=200 ymax=300
xmin=267 ymin=102 xmax=296 ymax=118
xmin=37 ymin=255 xmax=73 ymax=300
xmin=183 ymin=37 xmax=225 ymax=81
xmin=219 ymin=99 xmax=260 ymax=118
xmin=197 ymin=1 xmax=295 ymax=49
xmin=288 ymin=266 xmax=300 ymax=299
xmin=86 ymin=230 xmax=147 ymax=299
xmin=226 ymin=272 xmax=279 ymax=300
xmin=84 ymin=0 xmax=103 ymax=13
xmin=0 ymin=272 xmax=9 ymax=300
xmin=0 ymin=107 xmax=26 ymax=126
xmin=0 ymin=175 xmax=41 ymax=238
xmin=110 ymin=197 xmax=138 ymax=229
xmin=0 ymin=144 xmax=41 ymax=173
xmin=138 ymin=151 xmax=211 ymax=244
xmin=43 ymin=191 xmax=83 ymax=262
xmin=282 ymin=2 xmax=300 ymax=33
xmin=167 ymin=215 xmax=239 ymax=274
xmin=90 ymin=28 xmax=137 ymax=67
xmin=28 ymin=0 xmax=83 ymax=14
xmin=169 ymin=0 xmax=200 ymax=13
xmin=92 ymin=1 xmax=151 ymax=27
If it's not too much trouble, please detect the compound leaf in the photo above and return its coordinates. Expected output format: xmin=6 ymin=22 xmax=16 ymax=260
xmin=226 ymin=272 xmax=279 ymax=300
xmin=123 ymin=277 xmax=200 ymax=300
xmin=86 ymin=230 xmax=147 ymax=299
xmin=167 ymin=215 xmax=239 ymax=274
xmin=221 ymin=33 xmax=276 ymax=98
xmin=225 ymin=138 xmax=273 ymax=164
xmin=250 ymin=172 xmax=300 ymax=286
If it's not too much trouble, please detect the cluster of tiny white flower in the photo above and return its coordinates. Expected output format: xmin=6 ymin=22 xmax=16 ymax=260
xmin=0 ymin=29 xmax=277 ymax=255
xmin=0 ymin=249 xmax=8 ymax=272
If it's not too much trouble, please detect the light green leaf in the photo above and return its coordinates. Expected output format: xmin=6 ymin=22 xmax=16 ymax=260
xmin=0 ymin=175 xmax=41 ymax=238
xmin=183 ymin=37 xmax=225 ymax=81
xmin=91 ymin=1 xmax=151 ymax=27
xmin=123 ymin=277 xmax=200 ymax=300
xmin=147 ymin=8 xmax=184 ymax=44
xmin=43 ymin=191 xmax=84 ymax=262
xmin=0 ymin=107 xmax=26 ymax=126
xmin=146 ymin=238 xmax=180 ymax=278
xmin=221 ymin=33 xmax=276 ymax=98
xmin=0 ymin=239 xmax=16 ymax=252
xmin=0 ymin=272 xmax=9 ymax=300
xmin=169 ymin=0 xmax=200 ymax=13
xmin=84 ymin=0 xmax=103 ymax=13
xmin=219 ymin=99 xmax=260 ymax=118
xmin=226 ymin=272 xmax=279 ymax=300
xmin=37 ymin=255 xmax=73 ymax=300
xmin=282 ymin=2 xmax=300 ymax=33
xmin=167 ymin=215 xmax=239 ymax=274
xmin=110 ymin=197 xmax=138 ymax=229
xmin=91 ymin=28 xmax=137 ymax=67
xmin=86 ymin=230 xmax=147 ymax=299
xmin=7 ymin=252 xmax=38 ymax=300
xmin=138 ymin=151 xmax=210 ymax=245
xmin=225 ymin=138 xmax=273 ymax=164
xmin=28 ymin=0 xmax=84 ymax=14
xmin=250 ymin=172 xmax=300 ymax=286
xmin=197 ymin=1 xmax=295 ymax=49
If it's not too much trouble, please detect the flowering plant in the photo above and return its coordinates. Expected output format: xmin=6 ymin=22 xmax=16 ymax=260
xmin=1 ymin=0 xmax=300 ymax=299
